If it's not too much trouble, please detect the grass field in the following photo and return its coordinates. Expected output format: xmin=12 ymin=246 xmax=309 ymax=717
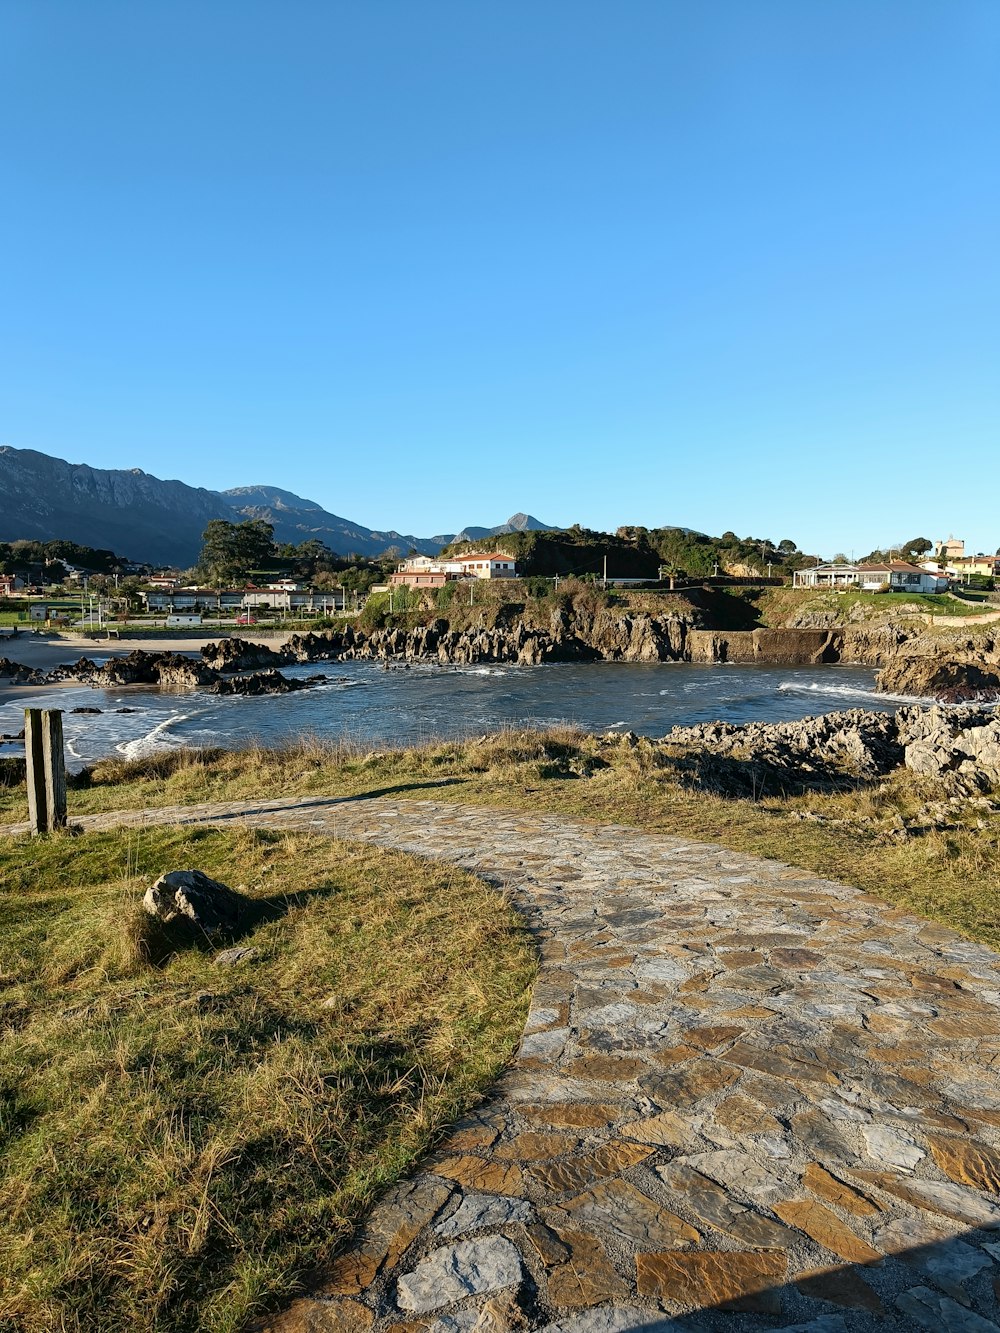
xmin=0 ymin=824 xmax=535 ymax=1333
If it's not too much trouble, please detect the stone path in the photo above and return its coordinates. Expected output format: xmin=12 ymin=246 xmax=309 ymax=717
xmin=7 ymin=794 xmax=1000 ymax=1331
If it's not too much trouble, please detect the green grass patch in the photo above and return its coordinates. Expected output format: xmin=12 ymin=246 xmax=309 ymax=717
xmin=0 ymin=825 xmax=535 ymax=1333
xmin=757 ymin=586 xmax=991 ymax=625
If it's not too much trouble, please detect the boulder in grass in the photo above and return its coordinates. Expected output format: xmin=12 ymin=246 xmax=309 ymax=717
xmin=214 ymin=946 xmax=259 ymax=967
xmin=143 ymin=870 xmax=245 ymax=939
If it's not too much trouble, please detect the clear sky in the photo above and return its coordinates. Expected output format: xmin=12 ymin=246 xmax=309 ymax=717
xmin=2 ymin=1 xmax=998 ymax=557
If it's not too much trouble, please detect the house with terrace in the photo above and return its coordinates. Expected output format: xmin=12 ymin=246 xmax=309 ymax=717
xmin=390 ymin=552 xmax=518 ymax=588
xmin=794 ymin=562 xmax=948 ymax=593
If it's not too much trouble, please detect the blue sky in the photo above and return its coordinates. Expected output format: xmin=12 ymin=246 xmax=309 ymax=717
xmin=2 ymin=1 xmax=998 ymax=556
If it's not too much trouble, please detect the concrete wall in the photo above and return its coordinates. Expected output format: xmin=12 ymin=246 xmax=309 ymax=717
xmin=685 ymin=628 xmax=840 ymax=665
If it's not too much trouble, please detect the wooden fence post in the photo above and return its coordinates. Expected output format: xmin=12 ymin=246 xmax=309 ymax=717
xmin=24 ymin=707 xmax=67 ymax=834
xmin=24 ymin=709 xmax=45 ymax=833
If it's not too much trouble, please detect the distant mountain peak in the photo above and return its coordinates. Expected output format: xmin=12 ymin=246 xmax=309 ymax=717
xmin=219 ymin=485 xmax=325 ymax=514
xmin=451 ymin=512 xmax=556 ymax=544
xmin=503 ymin=512 xmax=549 ymax=531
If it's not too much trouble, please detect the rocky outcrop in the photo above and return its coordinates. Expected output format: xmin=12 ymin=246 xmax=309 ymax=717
xmin=877 ymin=656 xmax=1000 ymax=703
xmin=663 ymin=708 xmax=904 ymax=791
xmin=211 ymin=669 xmax=325 ymax=696
xmin=875 ymin=634 xmax=1000 ymax=703
xmin=0 ymin=657 xmax=46 ymax=685
xmin=51 ymin=649 xmax=323 ymax=696
xmin=901 ymin=707 xmax=1000 ymax=791
xmin=280 ymin=617 xmax=595 ymax=667
xmin=662 ymin=705 xmax=1000 ymax=797
xmin=70 ymin=650 xmax=218 ymax=689
xmin=276 ymin=607 xmax=692 ymax=668
xmin=200 ymin=637 xmax=292 ymax=671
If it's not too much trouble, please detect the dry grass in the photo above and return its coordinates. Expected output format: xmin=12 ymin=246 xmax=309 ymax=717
xmin=0 ymin=825 xmax=535 ymax=1333
xmin=5 ymin=725 xmax=994 ymax=953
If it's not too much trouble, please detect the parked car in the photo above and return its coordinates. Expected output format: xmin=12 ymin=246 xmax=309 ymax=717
xmin=236 ymin=615 xmax=256 ymax=625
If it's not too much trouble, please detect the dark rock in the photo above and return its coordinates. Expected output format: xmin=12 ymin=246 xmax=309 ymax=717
xmin=71 ymin=706 xmax=102 ymax=714
xmin=0 ymin=657 xmax=46 ymax=685
xmin=211 ymin=669 xmax=315 ymax=695
xmin=143 ymin=870 xmax=246 ymax=939
xmin=200 ymin=637 xmax=291 ymax=671
xmin=68 ymin=650 xmax=217 ymax=689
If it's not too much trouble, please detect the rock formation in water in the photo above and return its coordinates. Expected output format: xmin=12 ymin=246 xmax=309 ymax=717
xmin=48 ymin=648 xmax=322 ymax=696
xmin=211 ymin=669 xmax=325 ymax=696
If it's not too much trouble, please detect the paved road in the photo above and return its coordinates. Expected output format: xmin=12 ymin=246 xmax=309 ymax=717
xmin=7 ymin=794 xmax=1000 ymax=1331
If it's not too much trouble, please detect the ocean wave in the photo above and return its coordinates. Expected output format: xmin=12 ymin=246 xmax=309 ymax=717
xmin=116 ymin=710 xmax=203 ymax=759
xmin=777 ymin=681 xmax=923 ymax=705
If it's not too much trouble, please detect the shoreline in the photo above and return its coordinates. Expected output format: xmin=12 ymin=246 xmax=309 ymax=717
xmin=0 ymin=631 xmax=284 ymax=703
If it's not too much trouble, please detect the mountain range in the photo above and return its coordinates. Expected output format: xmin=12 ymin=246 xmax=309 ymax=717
xmin=0 ymin=446 xmax=553 ymax=566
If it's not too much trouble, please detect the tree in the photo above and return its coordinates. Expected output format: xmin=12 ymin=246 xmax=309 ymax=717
xmin=778 ymin=539 xmax=797 ymax=554
xmin=199 ymin=519 xmax=275 ymax=585
xmin=901 ymin=537 xmax=932 ymax=558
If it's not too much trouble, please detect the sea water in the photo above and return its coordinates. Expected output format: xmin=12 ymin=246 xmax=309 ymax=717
xmin=0 ymin=660 xmax=918 ymax=773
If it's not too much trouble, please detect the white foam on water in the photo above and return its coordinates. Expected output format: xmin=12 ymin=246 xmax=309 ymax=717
xmin=116 ymin=709 xmax=203 ymax=759
xmin=777 ymin=680 xmax=925 ymax=706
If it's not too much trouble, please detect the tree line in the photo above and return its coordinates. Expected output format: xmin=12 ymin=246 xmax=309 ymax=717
xmin=197 ymin=519 xmax=395 ymax=592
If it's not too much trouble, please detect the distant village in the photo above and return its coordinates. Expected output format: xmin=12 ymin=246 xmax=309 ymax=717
xmin=0 ymin=548 xmax=524 ymax=628
xmin=0 ymin=535 xmax=997 ymax=630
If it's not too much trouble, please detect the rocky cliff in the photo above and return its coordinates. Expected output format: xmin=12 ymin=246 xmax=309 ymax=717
xmin=873 ymin=632 xmax=1000 ymax=702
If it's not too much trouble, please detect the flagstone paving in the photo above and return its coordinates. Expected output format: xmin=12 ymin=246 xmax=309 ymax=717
xmin=7 ymin=793 xmax=1000 ymax=1330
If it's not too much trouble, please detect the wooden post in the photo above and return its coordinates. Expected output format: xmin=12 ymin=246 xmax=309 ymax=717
xmin=42 ymin=710 xmax=67 ymax=831
xmin=24 ymin=707 xmax=67 ymax=833
xmin=24 ymin=708 xmax=45 ymax=834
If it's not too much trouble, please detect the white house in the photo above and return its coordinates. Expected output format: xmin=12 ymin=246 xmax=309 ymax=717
xmin=857 ymin=562 xmax=949 ymax=593
xmin=453 ymin=553 xmax=517 ymax=580
xmin=390 ymin=552 xmax=517 ymax=586
xmin=794 ymin=562 xmax=948 ymax=594
xmin=792 ymin=564 xmax=863 ymax=589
